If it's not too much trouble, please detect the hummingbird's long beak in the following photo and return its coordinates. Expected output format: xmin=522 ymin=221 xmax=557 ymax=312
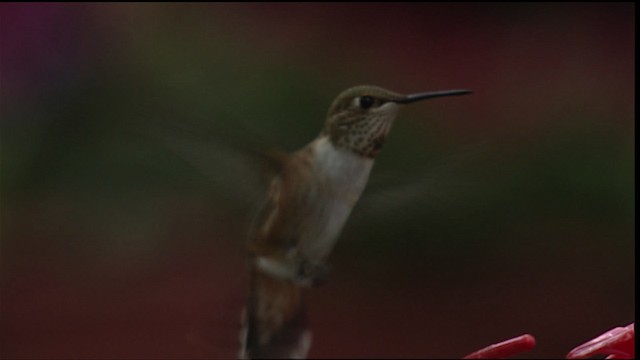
xmin=395 ymin=89 xmax=472 ymax=104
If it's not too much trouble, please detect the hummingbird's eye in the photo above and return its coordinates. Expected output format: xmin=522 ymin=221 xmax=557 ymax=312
xmin=358 ymin=96 xmax=375 ymax=109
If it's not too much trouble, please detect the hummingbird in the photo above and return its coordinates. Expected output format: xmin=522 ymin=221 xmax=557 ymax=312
xmin=240 ymin=85 xmax=471 ymax=359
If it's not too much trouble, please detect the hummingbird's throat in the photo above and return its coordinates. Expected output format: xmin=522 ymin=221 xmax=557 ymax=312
xmin=330 ymin=115 xmax=394 ymax=158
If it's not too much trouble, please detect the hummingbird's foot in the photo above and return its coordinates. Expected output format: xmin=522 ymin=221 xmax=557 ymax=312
xmin=255 ymin=255 xmax=299 ymax=281
xmin=295 ymin=260 xmax=330 ymax=288
xmin=254 ymin=252 xmax=330 ymax=287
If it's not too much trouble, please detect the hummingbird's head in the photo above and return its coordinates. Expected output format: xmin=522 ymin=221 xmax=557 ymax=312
xmin=322 ymin=85 xmax=471 ymax=158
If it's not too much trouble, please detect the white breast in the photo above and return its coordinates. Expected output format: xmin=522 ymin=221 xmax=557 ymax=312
xmin=297 ymin=137 xmax=374 ymax=261
xmin=313 ymin=137 xmax=374 ymax=196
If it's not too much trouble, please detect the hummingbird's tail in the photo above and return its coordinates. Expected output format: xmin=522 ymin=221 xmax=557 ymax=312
xmin=240 ymin=265 xmax=312 ymax=359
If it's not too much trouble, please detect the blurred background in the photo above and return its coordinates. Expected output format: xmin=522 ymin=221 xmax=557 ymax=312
xmin=0 ymin=3 xmax=634 ymax=359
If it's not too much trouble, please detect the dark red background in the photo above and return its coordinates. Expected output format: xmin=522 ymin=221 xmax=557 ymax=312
xmin=1 ymin=3 xmax=634 ymax=359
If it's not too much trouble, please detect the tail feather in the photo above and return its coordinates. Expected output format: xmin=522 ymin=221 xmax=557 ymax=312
xmin=240 ymin=267 xmax=312 ymax=359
